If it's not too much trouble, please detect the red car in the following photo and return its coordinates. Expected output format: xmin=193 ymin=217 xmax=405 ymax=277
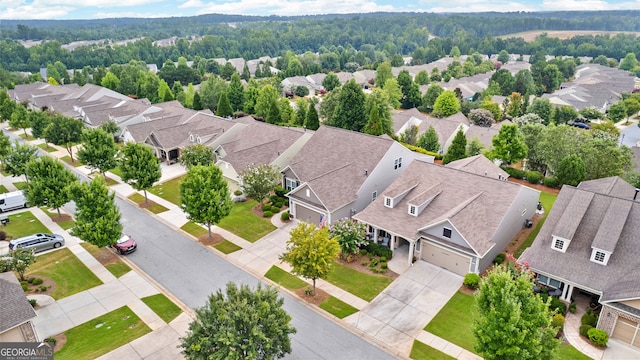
xmin=113 ymin=234 xmax=137 ymax=255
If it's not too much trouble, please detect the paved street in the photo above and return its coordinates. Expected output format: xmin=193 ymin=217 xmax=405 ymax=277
xmin=116 ymin=197 xmax=396 ymax=360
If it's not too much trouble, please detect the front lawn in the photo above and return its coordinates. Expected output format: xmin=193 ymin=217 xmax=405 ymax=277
xmin=26 ymin=248 xmax=103 ymax=299
xmin=326 ymin=261 xmax=393 ymax=302
xmin=140 ymin=293 xmax=182 ymax=323
xmin=127 ymin=193 xmax=168 ymax=213
xmin=41 ymin=207 xmax=75 ymax=230
xmin=55 ymin=306 xmax=151 ymax=360
xmin=265 ymin=265 xmax=307 ymax=290
xmin=217 ymin=200 xmax=276 ymax=242
xmin=0 ymin=184 xmax=8 ymax=193
xmin=4 ymin=211 xmax=51 ymax=239
xmin=79 ymin=242 xmax=132 ymax=278
xmin=180 ymin=221 xmax=208 ymax=238
xmin=410 ymin=340 xmax=455 ymax=360
xmin=13 ymin=181 xmax=27 ymax=190
xmin=319 ymin=296 xmax=358 ymax=319
xmin=149 ymin=175 xmax=184 ymax=205
xmin=213 ymin=240 xmax=242 ymax=254
xmin=557 ymin=344 xmax=593 ymax=360
xmin=424 ymin=291 xmax=477 ymax=353
xmin=108 ymin=167 xmax=124 ymax=178
xmin=37 ymin=143 xmax=58 ymax=153
xmin=60 ymin=155 xmax=83 ymax=167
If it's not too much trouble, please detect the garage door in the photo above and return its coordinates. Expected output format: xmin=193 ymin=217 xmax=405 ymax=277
xmin=613 ymin=317 xmax=640 ymax=348
xmin=294 ymin=203 xmax=324 ymax=225
xmin=422 ymin=242 xmax=470 ymax=276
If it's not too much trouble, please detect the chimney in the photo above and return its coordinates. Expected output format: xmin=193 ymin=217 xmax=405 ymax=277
xmin=634 ymin=188 xmax=640 ymax=201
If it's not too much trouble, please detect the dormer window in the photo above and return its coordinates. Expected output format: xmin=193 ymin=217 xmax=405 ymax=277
xmin=189 ymin=134 xmax=194 ymax=142
xmin=590 ymin=248 xmax=611 ymax=265
xmin=408 ymin=205 xmax=417 ymax=216
xmin=384 ymin=197 xmax=392 ymax=208
xmin=394 ymin=157 xmax=402 ymax=170
xmin=551 ymin=236 xmax=570 ymax=253
xmin=196 ymin=136 xmax=202 ymax=144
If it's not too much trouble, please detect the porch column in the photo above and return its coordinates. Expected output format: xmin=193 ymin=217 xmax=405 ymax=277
xmin=390 ymin=235 xmax=395 ymax=253
xmin=561 ymin=284 xmax=573 ymax=302
xmin=408 ymin=241 xmax=415 ymax=266
xmin=372 ymin=227 xmax=378 ymax=243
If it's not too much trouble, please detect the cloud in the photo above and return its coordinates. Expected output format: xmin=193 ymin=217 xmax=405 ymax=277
xmin=540 ymin=0 xmax=616 ymax=10
xmin=0 ymin=4 xmax=74 ymax=19
xmin=179 ymin=0 xmax=205 ymax=8
xmin=196 ymin=0 xmax=397 ymax=16
xmin=32 ymin=0 xmax=165 ymax=8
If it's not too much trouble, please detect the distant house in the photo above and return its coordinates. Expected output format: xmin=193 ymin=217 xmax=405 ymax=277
xmin=283 ymin=126 xmax=433 ymax=226
xmin=0 ymin=272 xmax=38 ymax=342
xmin=354 ymin=160 xmax=538 ymax=272
xmin=445 ymin=154 xmax=509 ymax=180
xmin=391 ymin=108 xmax=469 ymax=153
xmin=519 ymin=176 xmax=640 ymax=349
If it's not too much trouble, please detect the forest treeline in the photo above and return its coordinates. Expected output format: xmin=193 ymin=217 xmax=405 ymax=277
xmin=1 ymin=11 xmax=640 ymax=73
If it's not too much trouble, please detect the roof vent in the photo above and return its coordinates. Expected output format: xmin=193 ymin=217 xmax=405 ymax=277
xmin=364 ymin=170 xmax=368 ymax=176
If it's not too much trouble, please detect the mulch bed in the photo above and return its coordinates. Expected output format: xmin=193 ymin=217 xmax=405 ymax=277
xmin=23 ymin=276 xmax=57 ymax=298
xmin=198 ymin=233 xmax=225 ymax=247
xmin=503 ymin=212 xmax=543 ymax=255
xmin=507 ymin=177 xmax=560 ymax=195
xmin=51 ymin=214 xmax=73 ymax=223
xmin=294 ymin=287 xmax=329 ymax=306
xmin=336 ymin=255 xmax=399 ymax=280
xmin=137 ymin=200 xmax=159 ymax=209
xmin=52 ymin=334 xmax=67 ymax=352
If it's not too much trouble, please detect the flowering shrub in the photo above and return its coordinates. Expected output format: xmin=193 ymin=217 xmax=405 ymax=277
xmin=329 ymin=218 xmax=367 ymax=259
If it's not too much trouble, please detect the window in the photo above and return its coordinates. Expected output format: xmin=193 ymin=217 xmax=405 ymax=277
xmin=554 ymin=238 xmax=565 ymax=250
xmin=189 ymin=134 xmax=194 ymax=142
xmin=306 ymin=189 xmax=310 ymax=197
xmin=372 ymin=191 xmax=377 ymax=201
xmin=594 ymin=251 xmax=605 ymax=262
xmin=384 ymin=197 xmax=392 ymax=208
xmin=285 ymin=178 xmax=298 ymax=191
xmin=394 ymin=157 xmax=403 ymax=170
xmin=409 ymin=205 xmax=416 ymax=216
xmin=590 ymin=249 xmax=610 ymax=265
xmin=443 ymin=228 xmax=452 ymax=238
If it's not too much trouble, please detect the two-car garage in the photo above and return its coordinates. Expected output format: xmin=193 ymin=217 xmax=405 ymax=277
xmin=422 ymin=242 xmax=470 ymax=276
xmin=612 ymin=317 xmax=640 ymax=349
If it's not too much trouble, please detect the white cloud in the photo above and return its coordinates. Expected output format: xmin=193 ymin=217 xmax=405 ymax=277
xmin=32 ymin=0 xmax=164 ymax=8
xmin=196 ymin=0 xmax=396 ymax=16
xmin=0 ymin=4 xmax=74 ymax=19
xmin=179 ymin=0 xmax=205 ymax=9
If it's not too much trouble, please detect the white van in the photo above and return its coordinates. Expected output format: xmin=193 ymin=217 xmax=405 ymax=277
xmin=0 ymin=190 xmax=27 ymax=212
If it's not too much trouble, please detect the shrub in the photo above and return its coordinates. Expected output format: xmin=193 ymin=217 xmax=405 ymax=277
xmin=493 ymin=253 xmax=506 ymax=265
xmin=463 ymin=273 xmax=481 ymax=290
xmin=581 ymin=312 xmax=598 ymax=327
xmin=45 ymin=337 xmax=57 ymax=345
xmin=549 ymin=296 xmax=567 ymax=315
xmin=526 ymin=171 xmax=543 ymax=184
xmin=271 ymin=206 xmax=281 ymax=213
xmin=570 ymin=302 xmax=577 ymax=313
xmin=551 ymin=313 xmax=565 ymax=328
xmin=580 ymin=324 xmax=594 ymax=337
xmin=380 ymin=256 xmax=387 ymax=262
xmin=360 ymin=242 xmax=393 ymax=260
xmin=543 ymin=177 xmax=560 ymax=188
xmin=29 ymin=299 xmax=37 ymax=307
xmin=361 ymin=261 xmax=368 ymax=266
xmin=233 ymin=190 xmax=243 ymax=196
xmin=21 ymin=282 xmax=28 ymax=291
xmin=262 ymin=204 xmax=271 ymax=211
xmin=284 ymin=198 xmax=290 ymax=206
xmin=274 ymin=186 xmax=287 ymax=197
xmin=27 ymin=277 xmax=35 ymax=284
xmin=380 ymin=261 xmax=388 ymax=270
xmin=0 ymin=230 xmax=6 ymax=241
xmin=262 ymin=211 xmax=273 ymax=218
xmin=588 ymin=328 xmax=609 ymax=347
xmin=304 ymin=288 xmax=313 ymax=296
xmin=31 ymin=277 xmax=43 ymax=285
xmin=501 ymin=166 xmax=525 ymax=179
xmin=40 ymin=285 xmax=47 ymax=292
xmin=280 ymin=211 xmax=290 ymax=221
xmin=360 ymin=249 xmax=368 ymax=257
xmin=369 ymin=258 xmax=379 ymax=268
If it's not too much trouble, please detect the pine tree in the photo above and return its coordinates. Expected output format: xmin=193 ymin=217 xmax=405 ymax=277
xmin=216 ymin=92 xmax=233 ymax=118
xmin=363 ymin=106 xmax=384 ymax=135
xmin=417 ymin=126 xmax=440 ymax=153
xmin=305 ymin=103 xmax=319 ymax=130
xmin=443 ymin=128 xmax=467 ymax=164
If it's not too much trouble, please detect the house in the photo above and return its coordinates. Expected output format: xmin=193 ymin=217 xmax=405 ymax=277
xmin=0 ymin=272 xmax=38 ymax=342
xmin=392 ymin=108 xmax=469 ymax=153
xmin=283 ymin=126 xmax=434 ymax=226
xmin=354 ymin=160 xmax=539 ymax=272
xmin=445 ymin=154 xmax=509 ymax=180
xmin=519 ymin=176 xmax=640 ymax=349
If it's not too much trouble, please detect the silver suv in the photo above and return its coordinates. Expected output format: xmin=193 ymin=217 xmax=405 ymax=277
xmin=9 ymin=233 xmax=65 ymax=253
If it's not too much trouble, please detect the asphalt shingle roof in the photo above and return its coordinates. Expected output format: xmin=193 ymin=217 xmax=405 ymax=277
xmin=0 ymin=272 xmax=36 ymax=333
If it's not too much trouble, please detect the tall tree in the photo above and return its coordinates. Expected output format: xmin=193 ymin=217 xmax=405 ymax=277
xmin=608 ymin=102 xmax=627 ymax=123
xmin=322 ymin=72 xmax=341 ymax=92
xmin=620 ymin=53 xmax=638 ymax=71
xmin=239 ymin=163 xmax=280 ymax=204
xmin=118 ymin=143 xmax=161 ymax=204
xmin=71 ymin=176 xmax=122 ymax=252
xmin=216 ymin=92 xmax=233 ymax=118
xmin=443 ymin=128 xmax=467 ymax=164
xmin=4 ymin=141 xmax=38 ymax=180
xmin=489 ymin=124 xmax=528 ymax=165
xmin=433 ymin=90 xmax=461 ymax=118
xmin=420 ymin=84 xmax=444 ymax=113
xmin=294 ymin=98 xmax=307 ymax=126
xmin=280 ymin=221 xmax=340 ymax=295
xmin=29 ymin=110 xmax=51 ymax=141
xmin=417 ymin=125 xmax=440 ymax=153
xmin=25 ymin=156 xmax=78 ymax=217
xmin=255 ymin=84 xmax=280 ymax=119
xmin=375 ymin=62 xmax=393 ymax=88
xmin=400 ymin=125 xmax=419 ymax=145
xmin=179 ymin=144 xmax=215 ymax=169
xmin=332 ymin=79 xmax=366 ymax=131
xmin=77 ymin=128 xmax=118 ymax=176
xmin=44 ymin=115 xmax=84 ymax=163
xmin=557 ymin=154 xmax=586 ymax=186
xmin=474 ymin=264 xmax=559 ymax=360
xmin=305 ymin=102 xmax=320 ymax=130
xmin=9 ymin=106 xmax=30 ymax=136
xmin=180 ymin=282 xmax=296 ymax=360
xmin=180 ymin=165 xmax=232 ymax=239
xmin=227 ymin=73 xmax=245 ymax=112
xmin=383 ymin=78 xmax=402 ymax=109
xmin=0 ymin=131 xmax=12 ymax=161
xmin=527 ymin=98 xmax=554 ymax=125
xmin=363 ymin=105 xmax=384 ymax=136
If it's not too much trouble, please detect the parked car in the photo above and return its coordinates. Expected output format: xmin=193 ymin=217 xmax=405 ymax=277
xmin=9 ymin=233 xmax=65 ymax=253
xmin=572 ymin=122 xmax=590 ymax=130
xmin=0 ymin=190 xmax=28 ymax=212
xmin=113 ymin=234 xmax=137 ymax=255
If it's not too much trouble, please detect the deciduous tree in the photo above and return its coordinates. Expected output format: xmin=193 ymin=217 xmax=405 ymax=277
xmin=179 ymin=144 xmax=215 ymax=169
xmin=26 ymin=156 xmax=78 ymax=217
xmin=4 ymin=142 xmax=38 ymax=180
xmin=77 ymin=128 xmax=118 ymax=176
xmin=180 ymin=165 xmax=232 ymax=239
xmin=322 ymin=72 xmax=341 ymax=92
xmin=239 ymin=163 xmax=280 ymax=204
xmin=280 ymin=221 xmax=340 ymax=295
xmin=433 ymin=90 xmax=461 ymax=118
xmin=180 ymin=282 xmax=296 ymax=360
xmin=489 ymin=124 xmax=527 ymax=165
xmin=44 ymin=115 xmax=84 ymax=162
xmin=417 ymin=125 xmax=440 ymax=153
xmin=557 ymin=154 xmax=586 ymax=186
xmin=0 ymin=248 xmax=36 ymax=281
xmin=118 ymin=143 xmax=161 ymax=204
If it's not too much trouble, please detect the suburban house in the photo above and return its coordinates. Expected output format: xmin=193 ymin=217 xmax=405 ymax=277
xmin=213 ymin=119 xmax=313 ymax=192
xmin=283 ymin=126 xmax=434 ymax=226
xmin=392 ymin=108 xmax=469 ymax=153
xmin=354 ymin=160 xmax=539 ymax=273
xmin=519 ymin=176 xmax=640 ymax=349
xmin=445 ymin=154 xmax=509 ymax=180
xmin=0 ymin=272 xmax=38 ymax=342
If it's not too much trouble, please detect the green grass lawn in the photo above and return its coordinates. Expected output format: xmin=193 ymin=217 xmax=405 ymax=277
xmin=60 ymin=155 xmax=83 ymax=167
xmin=319 ymin=296 xmax=359 ymax=319
xmin=326 ymin=261 xmax=393 ymax=302
xmin=146 ymin=202 xmax=169 ymax=214
xmin=515 ymin=191 xmax=558 ymax=257
xmin=0 ymin=184 xmax=8 ymax=193
xmin=424 ymin=291 xmax=477 ymax=353
xmin=264 ymin=266 xmax=307 ymax=290
xmin=141 ymin=293 xmax=182 ymax=323
xmin=18 ymin=133 xmax=35 ymax=141
xmin=37 ymin=143 xmax=58 ymax=153
xmin=79 ymin=242 xmax=132 ymax=278
xmin=149 ymin=175 xmax=184 ymax=205
xmin=4 ymin=211 xmax=50 ymax=239
xmin=108 ymin=167 xmax=124 ymax=178
xmin=556 ymin=343 xmax=593 ymax=360
xmin=214 ymin=239 xmax=242 ymax=254
xmin=13 ymin=181 xmax=27 ymax=190
xmin=41 ymin=207 xmax=75 ymax=230
xmin=410 ymin=340 xmax=456 ymax=360
xmin=217 ymin=200 xmax=276 ymax=242
xmin=181 ymin=221 xmax=208 ymax=238
xmin=55 ymin=306 xmax=151 ymax=360
xmin=26 ymin=248 xmax=103 ymax=299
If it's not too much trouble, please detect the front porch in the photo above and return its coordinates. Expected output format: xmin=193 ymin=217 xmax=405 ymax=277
xmin=366 ymin=225 xmax=417 ymax=267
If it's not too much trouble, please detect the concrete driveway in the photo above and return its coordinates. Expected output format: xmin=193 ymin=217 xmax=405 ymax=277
xmin=344 ymin=261 xmax=462 ymax=355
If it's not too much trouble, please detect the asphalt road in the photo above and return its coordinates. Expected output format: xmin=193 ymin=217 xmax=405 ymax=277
xmin=116 ymin=197 xmax=396 ymax=360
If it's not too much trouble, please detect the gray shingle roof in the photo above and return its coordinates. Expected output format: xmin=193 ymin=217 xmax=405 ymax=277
xmin=519 ymin=177 xmax=640 ymax=300
xmin=354 ymin=161 xmax=528 ymax=256
xmin=0 ymin=272 xmax=36 ymax=333
xmin=445 ymin=154 xmax=508 ymax=180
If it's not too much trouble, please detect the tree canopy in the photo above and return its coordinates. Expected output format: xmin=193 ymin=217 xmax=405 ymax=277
xmin=77 ymin=128 xmax=118 ymax=176
xmin=71 ymin=176 xmax=122 ymax=248
xmin=26 ymin=156 xmax=78 ymax=216
xmin=118 ymin=142 xmax=161 ymax=203
xmin=490 ymin=124 xmax=528 ymax=165
xmin=239 ymin=163 xmax=280 ymax=204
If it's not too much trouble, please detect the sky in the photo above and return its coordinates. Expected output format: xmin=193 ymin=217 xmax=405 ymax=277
xmin=0 ymin=0 xmax=639 ymax=20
